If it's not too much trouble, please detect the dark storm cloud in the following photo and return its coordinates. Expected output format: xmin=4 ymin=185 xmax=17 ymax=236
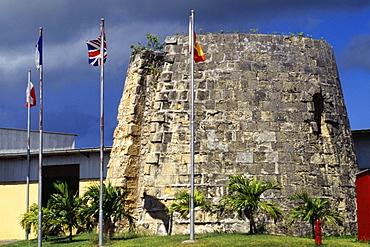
xmin=1 ymin=0 xmax=370 ymax=147
xmin=1 ymin=1 xmax=368 ymax=50
xmin=2 ymin=1 xmax=369 ymax=38
xmin=120 ymin=0 xmax=370 ymax=26
xmin=43 ymin=105 xmax=100 ymax=146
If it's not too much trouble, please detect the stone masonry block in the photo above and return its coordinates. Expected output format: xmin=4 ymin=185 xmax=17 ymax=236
xmin=151 ymin=112 xmax=165 ymax=122
xmin=236 ymin=152 xmax=253 ymax=163
xmin=150 ymin=132 xmax=163 ymax=143
xmin=146 ymin=153 xmax=160 ymax=164
xmin=161 ymin=72 xmax=172 ymax=82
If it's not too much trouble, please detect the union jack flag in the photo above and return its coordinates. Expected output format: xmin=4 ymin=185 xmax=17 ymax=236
xmin=86 ymin=35 xmax=107 ymax=66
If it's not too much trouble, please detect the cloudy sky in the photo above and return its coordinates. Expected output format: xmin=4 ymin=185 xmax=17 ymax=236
xmin=1 ymin=1 xmax=370 ymax=148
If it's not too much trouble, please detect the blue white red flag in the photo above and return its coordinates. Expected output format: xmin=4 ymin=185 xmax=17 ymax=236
xmin=86 ymin=35 xmax=107 ymax=66
xmin=35 ymin=35 xmax=42 ymax=70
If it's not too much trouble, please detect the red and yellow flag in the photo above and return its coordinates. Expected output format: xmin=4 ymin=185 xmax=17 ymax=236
xmin=193 ymin=32 xmax=206 ymax=63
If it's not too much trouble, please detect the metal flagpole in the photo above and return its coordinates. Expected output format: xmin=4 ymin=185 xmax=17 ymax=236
xmin=99 ymin=18 xmax=105 ymax=247
xmin=26 ymin=69 xmax=31 ymax=240
xmin=189 ymin=10 xmax=195 ymax=241
xmin=37 ymin=27 xmax=43 ymax=247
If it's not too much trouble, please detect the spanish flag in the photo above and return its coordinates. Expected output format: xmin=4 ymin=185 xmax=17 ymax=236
xmin=194 ymin=32 xmax=206 ymax=63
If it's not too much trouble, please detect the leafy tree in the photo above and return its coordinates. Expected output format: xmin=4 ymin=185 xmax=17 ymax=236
xmin=48 ymin=181 xmax=86 ymax=242
xmin=288 ymin=189 xmax=343 ymax=237
xmin=130 ymin=33 xmax=164 ymax=55
xmin=83 ymin=182 xmax=134 ymax=241
xmin=167 ymin=189 xmax=213 ymax=219
xmin=220 ymin=175 xmax=282 ymax=234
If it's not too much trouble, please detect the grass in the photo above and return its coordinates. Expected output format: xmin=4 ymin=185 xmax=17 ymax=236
xmin=2 ymin=232 xmax=368 ymax=247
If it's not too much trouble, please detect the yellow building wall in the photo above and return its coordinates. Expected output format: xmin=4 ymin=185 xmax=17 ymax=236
xmin=79 ymin=180 xmax=99 ymax=196
xmin=0 ymin=179 xmax=99 ymax=240
xmin=0 ymin=182 xmax=38 ymax=240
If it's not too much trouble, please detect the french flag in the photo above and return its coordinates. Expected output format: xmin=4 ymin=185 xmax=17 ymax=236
xmin=35 ymin=35 xmax=42 ymax=70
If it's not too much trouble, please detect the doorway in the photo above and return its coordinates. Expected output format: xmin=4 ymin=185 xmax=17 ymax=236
xmin=42 ymin=164 xmax=79 ymax=206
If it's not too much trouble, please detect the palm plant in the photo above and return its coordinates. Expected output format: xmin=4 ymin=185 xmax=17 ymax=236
xmin=20 ymin=203 xmax=61 ymax=240
xmin=220 ymin=175 xmax=282 ymax=234
xmin=288 ymin=189 xmax=343 ymax=237
xmin=167 ymin=189 xmax=213 ymax=219
xmin=48 ymin=181 xmax=86 ymax=242
xmin=83 ymin=182 xmax=134 ymax=241
xmin=20 ymin=203 xmax=39 ymax=236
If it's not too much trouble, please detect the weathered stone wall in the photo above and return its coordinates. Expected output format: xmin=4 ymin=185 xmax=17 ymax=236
xmin=107 ymin=33 xmax=358 ymax=236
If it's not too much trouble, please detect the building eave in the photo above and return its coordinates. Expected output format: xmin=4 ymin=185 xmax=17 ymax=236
xmin=0 ymin=147 xmax=112 ymax=159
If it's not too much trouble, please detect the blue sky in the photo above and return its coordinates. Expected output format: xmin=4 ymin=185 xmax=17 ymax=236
xmin=1 ymin=1 xmax=370 ymax=148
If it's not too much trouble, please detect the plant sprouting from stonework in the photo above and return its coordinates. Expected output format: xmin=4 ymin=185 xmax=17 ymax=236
xmin=287 ymin=32 xmax=313 ymax=38
xmin=288 ymin=86 xmax=297 ymax=93
xmin=146 ymin=33 xmax=165 ymax=51
xmin=249 ymin=29 xmax=260 ymax=34
xmin=148 ymin=63 xmax=159 ymax=77
xmin=130 ymin=33 xmax=165 ymax=55
xmin=148 ymin=62 xmax=160 ymax=88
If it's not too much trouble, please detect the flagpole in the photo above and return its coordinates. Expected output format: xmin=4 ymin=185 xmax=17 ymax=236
xmin=37 ymin=27 xmax=43 ymax=247
xmin=99 ymin=18 xmax=105 ymax=247
xmin=26 ymin=69 xmax=31 ymax=240
xmin=189 ymin=10 xmax=195 ymax=241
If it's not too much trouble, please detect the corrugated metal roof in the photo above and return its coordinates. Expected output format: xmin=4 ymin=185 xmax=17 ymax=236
xmin=0 ymin=147 xmax=112 ymax=182
xmin=0 ymin=128 xmax=77 ymax=153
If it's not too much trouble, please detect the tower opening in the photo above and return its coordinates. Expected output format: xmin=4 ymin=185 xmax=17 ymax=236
xmin=313 ymin=93 xmax=324 ymax=134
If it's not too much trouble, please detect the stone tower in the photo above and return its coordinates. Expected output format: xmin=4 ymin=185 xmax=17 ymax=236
xmin=107 ymin=34 xmax=358 ymax=236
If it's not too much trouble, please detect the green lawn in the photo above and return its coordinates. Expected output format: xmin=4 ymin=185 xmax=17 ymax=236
xmin=2 ymin=233 xmax=368 ymax=247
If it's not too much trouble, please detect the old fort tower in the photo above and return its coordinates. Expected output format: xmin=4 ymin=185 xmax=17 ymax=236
xmin=107 ymin=33 xmax=358 ymax=235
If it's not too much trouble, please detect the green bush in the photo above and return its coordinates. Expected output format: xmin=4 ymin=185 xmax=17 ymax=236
xmin=130 ymin=33 xmax=164 ymax=55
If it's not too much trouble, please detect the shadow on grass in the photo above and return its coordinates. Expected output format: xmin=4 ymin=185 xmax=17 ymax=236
xmin=44 ymin=237 xmax=87 ymax=244
xmin=111 ymin=232 xmax=144 ymax=241
xmin=37 ymin=233 xmax=97 ymax=245
xmin=197 ymin=231 xmax=247 ymax=239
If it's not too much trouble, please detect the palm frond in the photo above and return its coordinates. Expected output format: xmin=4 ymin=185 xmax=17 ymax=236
xmin=289 ymin=189 xmax=343 ymax=236
xmin=220 ymin=175 xmax=282 ymax=234
xmin=168 ymin=189 xmax=214 ymax=219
